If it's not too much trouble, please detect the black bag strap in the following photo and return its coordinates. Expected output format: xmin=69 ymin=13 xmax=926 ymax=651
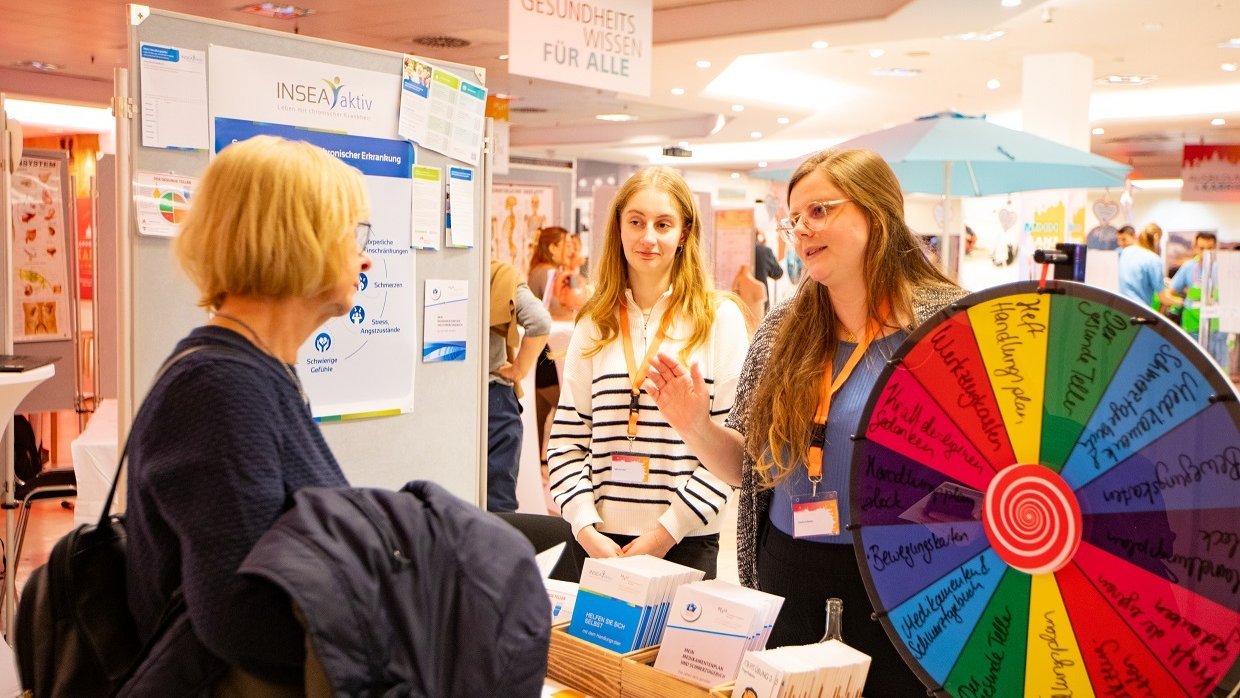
xmin=97 ymin=345 xmax=213 ymax=528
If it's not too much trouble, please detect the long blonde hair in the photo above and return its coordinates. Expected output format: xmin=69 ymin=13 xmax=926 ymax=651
xmin=747 ymin=149 xmax=956 ymax=489
xmin=577 ymin=166 xmax=721 ymax=362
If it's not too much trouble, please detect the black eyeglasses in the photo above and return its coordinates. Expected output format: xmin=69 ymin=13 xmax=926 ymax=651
xmin=356 ymin=221 xmax=372 ymax=249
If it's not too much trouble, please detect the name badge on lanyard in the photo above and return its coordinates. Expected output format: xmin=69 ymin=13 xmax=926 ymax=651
xmin=792 ymin=490 xmax=840 ymax=538
xmin=611 ymin=453 xmax=650 ymax=483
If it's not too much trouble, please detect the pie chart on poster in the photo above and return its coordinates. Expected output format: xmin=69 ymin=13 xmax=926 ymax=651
xmin=157 ymin=189 xmax=189 ymax=224
xmin=850 ymin=280 xmax=1240 ymax=698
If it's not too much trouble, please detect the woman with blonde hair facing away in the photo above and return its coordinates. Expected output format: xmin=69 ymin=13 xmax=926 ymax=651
xmin=645 ymin=149 xmax=964 ymax=695
xmin=124 ymin=135 xmax=371 ymax=693
xmin=548 ymin=166 xmax=748 ymax=577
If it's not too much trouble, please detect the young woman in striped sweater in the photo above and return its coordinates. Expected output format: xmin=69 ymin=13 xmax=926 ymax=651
xmin=547 ymin=167 xmax=749 ymax=577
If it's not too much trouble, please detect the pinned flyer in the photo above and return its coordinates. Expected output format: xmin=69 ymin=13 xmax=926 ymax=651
xmin=411 ymin=165 xmax=443 ymax=250
xmin=446 ymin=166 xmax=476 ymax=248
xmin=422 ymin=279 xmax=467 ymax=362
xmin=134 ymin=171 xmax=197 ymax=237
xmin=397 ymin=56 xmax=487 ymax=166
xmin=139 ymin=43 xmax=208 ymax=150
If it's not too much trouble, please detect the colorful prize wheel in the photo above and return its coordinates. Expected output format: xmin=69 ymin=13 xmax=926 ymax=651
xmin=850 ymin=280 xmax=1239 ymax=698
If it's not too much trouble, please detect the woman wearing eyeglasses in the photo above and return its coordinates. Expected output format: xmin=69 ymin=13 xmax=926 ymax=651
xmin=645 ymin=149 xmax=963 ymax=695
xmin=547 ymin=166 xmax=748 ymax=578
xmin=124 ymin=135 xmax=372 ymax=693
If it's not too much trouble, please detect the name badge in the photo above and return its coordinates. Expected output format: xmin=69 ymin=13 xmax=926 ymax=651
xmin=791 ymin=491 xmax=840 ymax=538
xmin=611 ymin=453 xmax=649 ymax=483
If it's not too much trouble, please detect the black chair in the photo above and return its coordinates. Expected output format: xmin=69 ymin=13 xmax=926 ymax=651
xmin=493 ymin=512 xmax=582 ymax=583
xmin=10 ymin=466 xmax=77 ymax=580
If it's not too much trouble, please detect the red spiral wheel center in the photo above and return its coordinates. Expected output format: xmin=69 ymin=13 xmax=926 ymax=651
xmin=983 ymin=464 xmax=1082 ymax=575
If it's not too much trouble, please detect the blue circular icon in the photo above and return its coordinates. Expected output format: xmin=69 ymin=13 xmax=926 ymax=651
xmin=349 ymin=305 xmax=365 ymax=324
xmin=358 ymin=272 xmax=368 ymax=291
xmin=314 ymin=332 xmax=332 ymax=352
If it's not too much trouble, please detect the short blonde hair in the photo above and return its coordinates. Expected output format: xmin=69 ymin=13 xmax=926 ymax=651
xmin=175 ymin=135 xmax=370 ymax=309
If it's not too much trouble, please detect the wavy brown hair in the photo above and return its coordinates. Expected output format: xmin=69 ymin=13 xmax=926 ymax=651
xmin=746 ymin=148 xmax=956 ymax=489
xmin=529 ymin=225 xmax=568 ymax=272
xmin=577 ymin=166 xmax=726 ymax=362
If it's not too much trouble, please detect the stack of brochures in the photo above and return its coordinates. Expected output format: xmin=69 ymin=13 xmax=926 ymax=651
xmin=567 ymin=555 xmax=704 ymax=652
xmin=730 ymin=641 xmax=872 ymax=698
xmin=545 ymin=579 xmax=578 ymax=626
xmin=653 ymin=580 xmax=784 ymax=687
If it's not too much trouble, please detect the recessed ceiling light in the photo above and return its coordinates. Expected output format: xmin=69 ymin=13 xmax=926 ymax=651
xmin=238 ymin=3 xmax=313 ymax=18
xmin=811 ymin=40 xmax=829 ymax=50
xmin=1097 ymin=74 xmax=1157 ymax=86
xmin=493 ymin=93 xmax=518 ymax=100
xmin=696 ymin=59 xmax=712 ymax=69
xmin=944 ymin=31 xmax=1005 ymax=41
xmin=777 ymin=116 xmax=790 ymax=125
xmin=1143 ymin=22 xmax=1163 ymax=31
xmin=872 ymin=68 xmax=921 ymax=78
xmin=730 ymin=172 xmax=740 ymax=179
xmin=869 ymin=48 xmax=886 ymax=58
xmin=1092 ymin=127 xmax=1105 ymax=135
xmin=14 ymin=60 xmax=63 ymax=72
xmin=731 ymin=104 xmax=745 ymax=112
xmin=750 ymin=131 xmax=763 ymax=139
xmin=498 ymin=54 xmax=509 ymax=61
xmin=670 ymin=87 xmax=685 ymax=95
xmin=1222 ymin=63 xmax=1238 ymax=72
xmin=1211 ymin=118 xmax=1227 ymax=126
xmin=1001 ymin=0 xmax=1021 ymax=6
xmin=595 ymin=113 xmax=637 ymax=122
xmin=986 ymin=78 xmax=1001 ymax=90
xmin=1218 ymin=37 xmax=1240 ymax=49
xmin=758 ymin=161 xmax=768 ymax=168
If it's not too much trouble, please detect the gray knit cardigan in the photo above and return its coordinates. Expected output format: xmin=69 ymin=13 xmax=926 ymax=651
xmin=723 ymin=284 xmax=969 ymax=589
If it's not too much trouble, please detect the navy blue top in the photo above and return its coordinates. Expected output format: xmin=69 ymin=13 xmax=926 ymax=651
xmin=125 ymin=326 xmax=348 ymax=683
xmin=768 ymin=331 xmax=906 ymax=544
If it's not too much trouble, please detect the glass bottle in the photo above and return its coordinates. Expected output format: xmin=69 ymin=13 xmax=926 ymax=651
xmin=819 ymin=597 xmax=844 ymax=642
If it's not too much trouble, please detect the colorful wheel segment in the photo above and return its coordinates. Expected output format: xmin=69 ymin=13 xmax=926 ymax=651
xmin=851 ymin=280 xmax=1240 ymax=698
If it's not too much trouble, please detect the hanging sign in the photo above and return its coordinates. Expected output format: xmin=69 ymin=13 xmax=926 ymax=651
xmin=508 ymin=0 xmax=652 ymax=96
xmin=1181 ymin=144 xmax=1240 ymax=202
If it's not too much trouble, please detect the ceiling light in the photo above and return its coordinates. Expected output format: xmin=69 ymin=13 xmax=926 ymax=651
xmin=1142 ymin=22 xmax=1163 ymax=31
xmin=238 ymin=3 xmax=313 ymax=18
xmin=1097 ymin=74 xmax=1157 ymax=86
xmin=710 ymin=115 xmax=726 ymax=135
xmin=1222 ymin=63 xmax=1238 ymax=72
xmin=1001 ymin=0 xmax=1021 ymax=6
xmin=1212 ymin=118 xmax=1227 ymax=126
xmin=670 ymin=87 xmax=685 ymax=95
xmin=1092 ymin=127 xmax=1105 ymax=135
xmin=811 ymin=41 xmax=829 ymax=50
xmin=750 ymin=131 xmax=763 ymax=138
xmin=3 ymin=99 xmax=114 ymax=133
xmin=869 ymin=48 xmax=886 ymax=58
xmin=14 ymin=60 xmax=63 ymax=72
xmin=872 ymin=68 xmax=921 ymax=78
xmin=758 ymin=161 xmax=768 ymax=168
xmin=1218 ymin=38 xmax=1240 ymax=49
xmin=986 ymin=79 xmax=1001 ymax=90
xmin=944 ymin=31 xmax=1005 ymax=41
xmin=595 ymin=113 xmax=637 ymax=122
xmin=678 ymin=141 xmax=690 ymax=148
xmin=730 ymin=172 xmax=740 ymax=179
xmin=777 ymin=116 xmax=790 ymax=125
xmin=731 ymin=104 xmax=745 ymax=112
xmin=696 ymin=59 xmax=712 ymax=69
xmin=498 ymin=54 xmax=509 ymax=61
xmin=1132 ymin=178 xmax=1182 ymax=190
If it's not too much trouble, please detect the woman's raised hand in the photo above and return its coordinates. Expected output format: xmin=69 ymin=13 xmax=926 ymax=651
xmin=643 ymin=352 xmax=710 ymax=437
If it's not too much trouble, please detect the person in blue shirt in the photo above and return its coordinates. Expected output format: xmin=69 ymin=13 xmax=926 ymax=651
xmin=1162 ymin=231 xmax=1230 ymax=369
xmin=1117 ymin=226 xmax=1164 ymax=307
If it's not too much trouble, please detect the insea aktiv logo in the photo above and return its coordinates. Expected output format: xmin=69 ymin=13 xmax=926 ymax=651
xmin=276 ymin=75 xmax=375 ymax=113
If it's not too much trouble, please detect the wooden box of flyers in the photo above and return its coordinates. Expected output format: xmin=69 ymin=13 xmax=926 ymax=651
xmin=547 ymin=624 xmax=656 ymax=698
xmin=620 ymin=655 xmax=736 ymax=698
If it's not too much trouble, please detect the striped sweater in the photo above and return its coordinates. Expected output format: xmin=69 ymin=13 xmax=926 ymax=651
xmin=549 ymin=289 xmax=749 ymax=542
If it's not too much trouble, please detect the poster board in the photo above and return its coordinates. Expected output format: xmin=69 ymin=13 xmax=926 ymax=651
xmin=492 ymin=163 xmax=574 ymax=276
xmin=9 ymin=148 xmax=80 ymax=412
xmin=127 ymin=8 xmax=487 ymax=500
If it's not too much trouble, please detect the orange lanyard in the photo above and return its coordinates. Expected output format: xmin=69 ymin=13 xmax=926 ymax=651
xmin=618 ymin=303 xmax=674 ymax=438
xmin=806 ymin=306 xmax=890 ymax=488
